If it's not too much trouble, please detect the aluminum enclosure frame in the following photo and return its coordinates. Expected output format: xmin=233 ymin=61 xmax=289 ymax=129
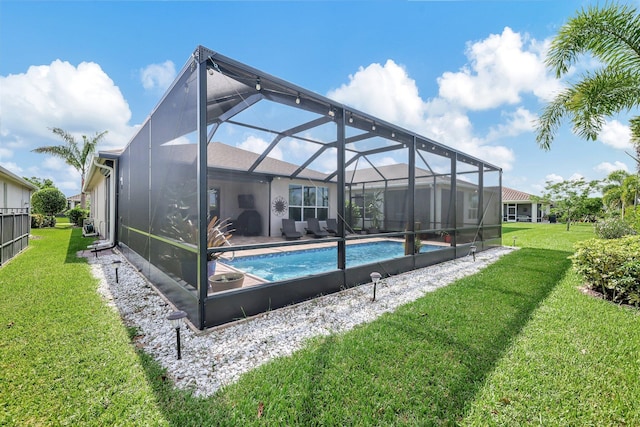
xmin=114 ymin=45 xmax=503 ymax=329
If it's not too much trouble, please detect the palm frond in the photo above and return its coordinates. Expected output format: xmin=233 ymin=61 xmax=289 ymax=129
xmin=535 ymin=88 xmax=574 ymax=150
xmin=537 ymin=68 xmax=640 ymax=148
xmin=31 ymin=145 xmax=82 ymax=170
xmin=547 ymin=3 xmax=640 ymax=78
xmin=629 ymin=116 xmax=640 ymax=171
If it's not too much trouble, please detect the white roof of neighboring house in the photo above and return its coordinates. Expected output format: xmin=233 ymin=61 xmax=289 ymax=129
xmin=0 ymin=165 xmax=38 ymax=191
xmin=502 ymin=187 xmax=535 ymax=202
xmin=67 ymin=193 xmax=90 ymax=202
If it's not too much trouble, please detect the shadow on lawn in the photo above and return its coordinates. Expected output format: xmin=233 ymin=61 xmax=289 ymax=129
xmin=351 ymin=247 xmax=572 ymax=424
xmin=65 ymin=226 xmax=94 ymax=264
xmin=131 ymin=247 xmax=573 ymax=425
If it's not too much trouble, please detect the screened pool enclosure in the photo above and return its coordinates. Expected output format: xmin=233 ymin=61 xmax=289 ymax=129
xmin=115 ymin=46 xmax=502 ymax=329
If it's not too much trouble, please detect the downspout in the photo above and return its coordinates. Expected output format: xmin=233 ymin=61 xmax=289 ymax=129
xmin=87 ymin=159 xmax=116 ymax=251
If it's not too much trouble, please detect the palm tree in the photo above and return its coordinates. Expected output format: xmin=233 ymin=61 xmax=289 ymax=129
xmin=536 ymin=3 xmax=640 ymax=170
xmin=32 ymin=128 xmax=108 ymax=209
xmin=602 ymin=170 xmax=629 ymax=216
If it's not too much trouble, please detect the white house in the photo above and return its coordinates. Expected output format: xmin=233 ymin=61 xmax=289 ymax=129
xmin=0 ymin=165 xmax=38 ymax=265
xmin=502 ymin=187 xmax=548 ymax=222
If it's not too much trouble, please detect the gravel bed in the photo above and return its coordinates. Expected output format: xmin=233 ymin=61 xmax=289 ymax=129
xmin=89 ymin=246 xmax=514 ymax=397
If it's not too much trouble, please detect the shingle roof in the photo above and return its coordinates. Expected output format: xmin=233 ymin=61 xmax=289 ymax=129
xmin=208 ymin=142 xmax=329 ymax=181
xmin=502 ymin=187 xmax=534 ymax=202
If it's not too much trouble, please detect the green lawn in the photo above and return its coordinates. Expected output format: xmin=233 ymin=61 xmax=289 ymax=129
xmin=0 ymin=225 xmax=168 ymax=426
xmin=2 ymin=221 xmax=639 ymax=425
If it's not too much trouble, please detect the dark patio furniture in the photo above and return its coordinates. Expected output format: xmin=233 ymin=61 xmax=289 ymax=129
xmin=305 ymin=218 xmax=329 ymax=238
xmin=281 ymin=218 xmax=302 ymax=240
xmin=324 ymin=218 xmax=338 ymax=235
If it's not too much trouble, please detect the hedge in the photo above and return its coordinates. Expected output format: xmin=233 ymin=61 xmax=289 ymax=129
xmin=572 ymin=236 xmax=640 ymax=306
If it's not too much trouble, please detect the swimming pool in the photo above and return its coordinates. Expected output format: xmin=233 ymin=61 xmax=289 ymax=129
xmin=226 ymin=240 xmax=442 ymax=282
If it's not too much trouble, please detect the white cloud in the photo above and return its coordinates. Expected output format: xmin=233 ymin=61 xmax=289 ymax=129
xmin=599 ymin=120 xmax=633 ymax=150
xmin=0 ymin=60 xmax=135 ymax=194
xmin=237 ymin=135 xmax=283 ymax=160
xmin=327 ymin=60 xmax=425 ymax=129
xmin=0 ymin=60 xmax=133 ymax=148
xmin=594 ymin=161 xmax=629 ymax=175
xmin=545 ymin=173 xmax=564 ymax=184
xmin=437 ymin=27 xmax=560 ymax=110
xmin=486 ymin=107 xmax=537 ymax=141
xmin=140 ymin=60 xmax=176 ymax=92
xmin=569 ymin=173 xmax=584 ymax=181
xmin=326 ymin=59 xmax=515 ymax=171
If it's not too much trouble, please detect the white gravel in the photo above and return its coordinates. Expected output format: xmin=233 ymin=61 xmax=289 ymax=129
xmin=89 ymin=246 xmax=514 ymax=397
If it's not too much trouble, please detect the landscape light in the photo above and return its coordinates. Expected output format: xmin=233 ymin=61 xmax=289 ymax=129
xmin=167 ymin=310 xmax=188 ymax=360
xmin=470 ymin=245 xmax=477 ymax=262
xmin=112 ymin=260 xmax=122 ymax=283
xmin=370 ymin=272 xmax=382 ymax=302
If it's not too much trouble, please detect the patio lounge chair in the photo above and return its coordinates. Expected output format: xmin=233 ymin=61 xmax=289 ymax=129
xmin=305 ymin=218 xmax=329 ymax=238
xmin=281 ymin=218 xmax=302 ymax=240
xmin=324 ymin=218 xmax=338 ymax=235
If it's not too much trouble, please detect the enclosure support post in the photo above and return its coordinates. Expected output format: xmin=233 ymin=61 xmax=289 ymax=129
xmin=407 ymin=137 xmax=416 ymax=256
xmin=336 ymin=108 xmax=346 ymax=271
xmin=196 ymin=47 xmax=209 ymax=330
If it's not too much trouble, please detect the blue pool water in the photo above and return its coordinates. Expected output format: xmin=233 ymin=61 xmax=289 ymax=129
xmin=226 ymin=241 xmax=441 ymax=282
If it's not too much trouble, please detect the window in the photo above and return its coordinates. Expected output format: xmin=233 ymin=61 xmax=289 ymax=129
xmin=289 ymin=184 xmax=328 ymax=221
xmin=467 ymin=192 xmax=478 ymax=220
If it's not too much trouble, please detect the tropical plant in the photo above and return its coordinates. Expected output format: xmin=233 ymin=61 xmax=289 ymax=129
xmin=602 ymin=170 xmax=640 ymax=218
xmin=207 ymin=216 xmax=233 ymax=261
xmin=364 ymin=191 xmax=384 ymax=229
xmin=536 ymin=3 xmax=640 ymax=170
xmin=345 ymin=200 xmax=362 ymax=231
xmin=602 ymin=170 xmax=630 ymax=213
xmin=32 ymin=128 xmax=108 ymax=209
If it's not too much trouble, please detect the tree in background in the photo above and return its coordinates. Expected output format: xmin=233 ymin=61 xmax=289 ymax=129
xmin=602 ymin=170 xmax=640 ymax=219
xmin=23 ymin=177 xmax=55 ymax=190
xmin=536 ymin=3 xmax=640 ymax=170
xmin=31 ymin=187 xmax=67 ymax=217
xmin=533 ymin=178 xmax=601 ymax=231
xmin=32 ymin=128 xmax=108 ymax=209
xmin=602 ymin=170 xmax=630 ymax=215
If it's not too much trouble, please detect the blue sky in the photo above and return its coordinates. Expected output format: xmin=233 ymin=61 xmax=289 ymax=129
xmin=1 ymin=0 xmax=638 ymax=197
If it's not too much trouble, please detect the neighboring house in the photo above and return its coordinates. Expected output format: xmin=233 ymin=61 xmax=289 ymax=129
xmin=67 ymin=193 xmax=84 ymax=210
xmin=0 ymin=165 xmax=38 ymax=265
xmin=502 ymin=187 xmax=548 ymax=222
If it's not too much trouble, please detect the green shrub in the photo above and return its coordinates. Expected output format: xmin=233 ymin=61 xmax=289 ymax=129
xmin=31 ymin=187 xmax=66 ymax=216
xmin=30 ymin=214 xmax=44 ymax=229
xmin=30 ymin=214 xmax=56 ymax=228
xmin=67 ymin=207 xmax=89 ymax=226
xmin=572 ymin=236 xmax=640 ymax=306
xmin=594 ymin=217 xmax=637 ymax=239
